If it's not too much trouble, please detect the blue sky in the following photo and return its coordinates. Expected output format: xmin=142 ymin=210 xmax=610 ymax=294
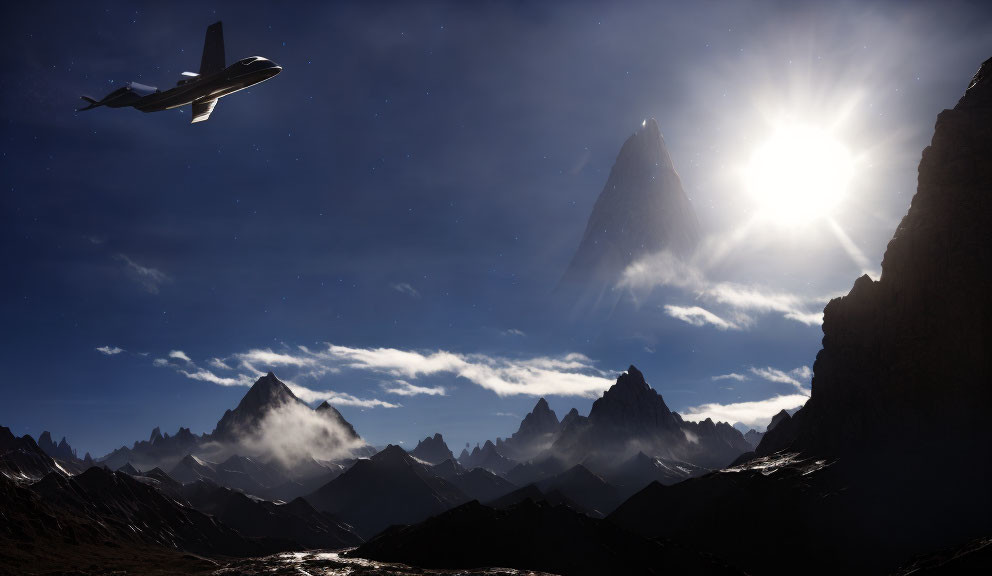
xmin=2 ymin=1 xmax=990 ymax=457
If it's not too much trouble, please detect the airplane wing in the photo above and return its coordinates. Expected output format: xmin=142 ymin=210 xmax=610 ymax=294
xmin=191 ymin=99 xmax=218 ymax=123
xmin=199 ymin=21 xmax=225 ymax=75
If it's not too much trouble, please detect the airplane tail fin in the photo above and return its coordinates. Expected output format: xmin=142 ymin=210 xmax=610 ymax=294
xmin=199 ymin=21 xmax=225 ymax=75
xmin=77 ymin=96 xmax=100 ymax=111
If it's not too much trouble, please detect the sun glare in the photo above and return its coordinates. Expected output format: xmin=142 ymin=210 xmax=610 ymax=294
xmin=746 ymin=124 xmax=854 ymax=225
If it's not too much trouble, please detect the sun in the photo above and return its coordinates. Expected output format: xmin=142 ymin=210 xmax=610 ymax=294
xmin=745 ymin=124 xmax=854 ymax=225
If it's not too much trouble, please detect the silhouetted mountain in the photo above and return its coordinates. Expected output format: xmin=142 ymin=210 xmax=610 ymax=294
xmin=116 ymin=462 xmax=140 ymax=475
xmin=610 ymin=57 xmax=992 ymax=575
xmin=442 ymin=466 xmax=517 ymax=502
xmin=351 ymin=499 xmax=741 ymax=576
xmin=535 ymin=464 xmax=622 ymax=517
xmin=430 ymin=458 xmax=465 ymax=481
xmin=497 ymin=397 xmax=561 ymax=461
xmin=99 ymin=425 xmax=202 ymax=471
xmin=0 ymin=466 xmax=293 ymax=573
xmin=551 ymin=366 xmax=750 ymax=470
xmin=37 ymin=431 xmax=79 ymax=462
xmin=505 ymin=454 xmax=570 ymax=486
xmin=212 ymin=372 xmax=301 ymax=441
xmin=458 ymin=439 xmax=516 ymax=474
xmin=315 ymin=400 xmax=364 ymax=443
xmin=0 ymin=426 xmax=62 ymax=481
xmin=742 ymin=429 xmax=763 ymax=449
xmin=181 ymin=479 xmax=362 ymax=549
xmin=408 ymin=433 xmax=454 ymax=464
xmin=486 ymin=483 xmax=586 ymax=513
xmin=306 ymin=444 xmax=469 ymax=538
xmin=559 ymin=118 xmax=701 ymax=309
xmin=606 ymin=451 xmax=706 ymax=500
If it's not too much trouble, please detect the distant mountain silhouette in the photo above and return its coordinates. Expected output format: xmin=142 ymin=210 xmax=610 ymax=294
xmin=559 ymin=118 xmax=701 ymax=310
xmin=94 ymin=372 xmax=372 ymax=496
xmin=408 ymin=432 xmax=454 ymax=464
xmin=212 ymin=372 xmax=302 ymax=440
xmin=181 ymin=479 xmax=361 ymax=549
xmin=37 ymin=431 xmax=79 ymax=462
xmin=496 ymin=397 xmax=561 ymax=461
xmin=306 ymin=444 xmax=469 ymax=538
xmin=457 ymin=439 xmax=516 ymax=474
xmin=535 ymin=464 xmax=623 ymax=517
xmin=434 ymin=463 xmax=517 ymax=502
xmin=0 ymin=426 xmax=64 ymax=481
xmin=550 ymin=366 xmax=750 ymax=470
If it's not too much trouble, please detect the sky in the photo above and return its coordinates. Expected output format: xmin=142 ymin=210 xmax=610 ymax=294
xmin=2 ymin=0 xmax=991 ymax=458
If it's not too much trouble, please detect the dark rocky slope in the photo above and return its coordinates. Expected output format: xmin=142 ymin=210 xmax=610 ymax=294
xmin=352 ymin=499 xmax=741 ymax=576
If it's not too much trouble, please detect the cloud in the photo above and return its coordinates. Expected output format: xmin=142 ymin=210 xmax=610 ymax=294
xmin=392 ymin=282 xmax=420 ymax=298
xmin=208 ymin=357 xmax=232 ymax=370
xmin=494 ymin=412 xmax=519 ymax=418
xmin=315 ymin=344 xmax=612 ymax=398
xmin=168 ymin=350 xmax=192 ymax=363
xmin=680 ymin=393 xmax=810 ymax=429
xmin=116 ymin=254 xmax=169 ymax=294
xmin=712 ymin=372 xmax=748 ymax=382
xmin=179 ymin=369 xmax=251 ymax=387
xmin=503 ymin=328 xmax=526 ymax=337
xmin=664 ymin=305 xmax=740 ymax=330
xmin=749 ymin=365 xmax=811 ymax=394
xmin=619 ymin=250 xmax=828 ymax=328
xmin=95 ymin=345 xmax=123 ymax=356
xmin=237 ymin=401 xmax=369 ymax=468
xmin=152 ymin=358 xmax=170 ymax=367
xmin=382 ymin=380 xmax=446 ymax=397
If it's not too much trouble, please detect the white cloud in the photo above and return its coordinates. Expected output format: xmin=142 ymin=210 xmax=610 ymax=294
xmin=503 ymin=328 xmax=526 ymax=337
xmin=208 ymin=357 xmax=231 ymax=370
xmin=712 ymin=372 xmax=748 ymax=382
xmin=750 ymin=365 xmax=811 ymax=394
xmin=315 ymin=344 xmax=612 ymax=398
xmin=392 ymin=282 xmax=420 ymax=298
xmin=116 ymin=254 xmax=169 ymax=294
xmin=619 ymin=250 xmax=828 ymax=328
xmin=95 ymin=346 xmax=123 ymax=356
xmin=180 ymin=369 xmax=251 ymax=387
xmin=168 ymin=350 xmax=192 ymax=363
xmin=152 ymin=358 xmax=170 ymax=367
xmin=382 ymin=380 xmax=446 ymax=397
xmin=235 ymin=348 xmax=319 ymax=371
xmin=238 ymin=401 xmax=369 ymax=468
xmin=680 ymin=393 xmax=809 ymax=429
xmin=664 ymin=305 xmax=740 ymax=330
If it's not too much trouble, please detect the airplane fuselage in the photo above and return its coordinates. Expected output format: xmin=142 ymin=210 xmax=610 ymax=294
xmin=133 ymin=57 xmax=281 ymax=112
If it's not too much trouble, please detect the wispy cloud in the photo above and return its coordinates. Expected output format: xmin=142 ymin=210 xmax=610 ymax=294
xmin=382 ymin=380 xmax=447 ymax=397
xmin=95 ymin=345 xmax=123 ymax=356
xmin=749 ymin=365 xmax=811 ymax=394
xmin=168 ymin=350 xmax=192 ymax=363
xmin=619 ymin=250 xmax=828 ymax=328
xmin=391 ymin=282 xmax=420 ymax=298
xmin=311 ymin=345 xmax=612 ymax=398
xmin=664 ymin=305 xmax=740 ymax=330
xmin=149 ymin=348 xmax=400 ymax=409
xmin=208 ymin=357 xmax=231 ymax=370
xmin=116 ymin=254 xmax=169 ymax=294
xmin=712 ymin=372 xmax=748 ymax=382
xmin=680 ymin=393 xmax=809 ymax=429
xmin=180 ymin=369 xmax=251 ymax=387
xmin=683 ymin=364 xmax=813 ymax=428
xmin=503 ymin=328 xmax=526 ymax=337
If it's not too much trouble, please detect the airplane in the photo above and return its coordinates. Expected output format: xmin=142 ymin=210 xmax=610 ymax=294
xmin=78 ymin=21 xmax=281 ymax=123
